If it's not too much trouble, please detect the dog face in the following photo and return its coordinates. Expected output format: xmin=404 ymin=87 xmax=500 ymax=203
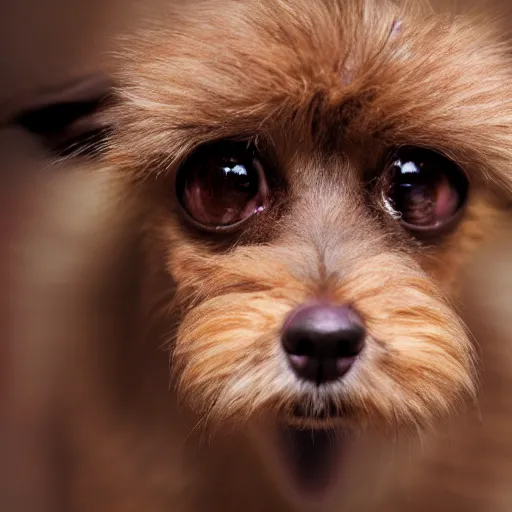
xmin=107 ymin=0 xmax=512 ymax=506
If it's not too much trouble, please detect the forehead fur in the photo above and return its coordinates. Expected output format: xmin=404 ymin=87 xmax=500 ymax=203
xmin=109 ymin=0 xmax=512 ymax=192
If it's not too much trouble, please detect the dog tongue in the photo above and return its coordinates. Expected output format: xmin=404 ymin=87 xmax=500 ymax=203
xmin=279 ymin=428 xmax=340 ymax=494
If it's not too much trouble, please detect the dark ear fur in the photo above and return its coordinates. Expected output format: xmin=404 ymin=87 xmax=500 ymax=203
xmin=9 ymin=73 xmax=113 ymax=157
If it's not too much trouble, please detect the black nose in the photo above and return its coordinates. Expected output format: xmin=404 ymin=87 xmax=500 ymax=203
xmin=281 ymin=304 xmax=365 ymax=385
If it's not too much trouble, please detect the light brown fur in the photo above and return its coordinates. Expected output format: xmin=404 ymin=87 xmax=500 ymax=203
xmin=68 ymin=0 xmax=512 ymax=510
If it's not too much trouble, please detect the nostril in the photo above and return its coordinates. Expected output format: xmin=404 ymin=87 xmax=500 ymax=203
xmin=335 ymin=328 xmax=365 ymax=358
xmin=281 ymin=303 xmax=366 ymax=385
xmin=292 ymin=338 xmax=313 ymax=357
xmin=336 ymin=340 xmax=348 ymax=358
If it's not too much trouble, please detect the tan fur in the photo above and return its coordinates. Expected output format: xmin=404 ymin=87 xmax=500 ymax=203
xmin=68 ymin=0 xmax=512 ymax=510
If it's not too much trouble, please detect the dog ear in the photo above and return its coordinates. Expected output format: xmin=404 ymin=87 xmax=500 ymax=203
xmin=9 ymin=73 xmax=113 ymax=157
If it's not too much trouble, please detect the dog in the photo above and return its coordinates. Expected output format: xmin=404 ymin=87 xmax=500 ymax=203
xmin=69 ymin=0 xmax=512 ymax=510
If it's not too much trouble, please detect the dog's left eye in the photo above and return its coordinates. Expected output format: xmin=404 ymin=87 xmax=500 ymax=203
xmin=176 ymin=142 xmax=269 ymax=231
xmin=382 ymin=147 xmax=468 ymax=238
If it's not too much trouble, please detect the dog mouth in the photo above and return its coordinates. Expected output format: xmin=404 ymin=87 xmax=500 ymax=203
xmin=291 ymin=400 xmax=346 ymax=422
xmin=275 ymin=425 xmax=347 ymax=500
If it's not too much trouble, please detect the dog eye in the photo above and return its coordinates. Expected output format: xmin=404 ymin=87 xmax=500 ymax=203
xmin=176 ymin=142 xmax=269 ymax=231
xmin=382 ymin=147 xmax=468 ymax=237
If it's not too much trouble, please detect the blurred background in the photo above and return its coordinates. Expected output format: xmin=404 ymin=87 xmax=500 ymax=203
xmin=0 ymin=2 xmax=140 ymax=511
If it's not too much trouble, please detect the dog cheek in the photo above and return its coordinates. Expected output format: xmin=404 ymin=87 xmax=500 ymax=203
xmin=335 ymin=253 xmax=476 ymax=429
xmin=171 ymin=294 xmax=299 ymax=427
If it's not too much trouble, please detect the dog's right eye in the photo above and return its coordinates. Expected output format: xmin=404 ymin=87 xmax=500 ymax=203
xmin=176 ymin=142 xmax=270 ymax=231
xmin=381 ymin=147 xmax=469 ymax=239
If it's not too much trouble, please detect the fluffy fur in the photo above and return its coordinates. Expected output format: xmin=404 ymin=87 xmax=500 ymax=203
xmin=71 ymin=0 xmax=512 ymax=510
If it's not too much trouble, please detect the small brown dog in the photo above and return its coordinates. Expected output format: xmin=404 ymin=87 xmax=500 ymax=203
xmin=92 ymin=0 xmax=512 ymax=510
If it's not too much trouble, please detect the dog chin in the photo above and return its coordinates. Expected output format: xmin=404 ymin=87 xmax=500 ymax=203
xmin=253 ymin=420 xmax=353 ymax=509
xmin=277 ymin=425 xmax=349 ymax=503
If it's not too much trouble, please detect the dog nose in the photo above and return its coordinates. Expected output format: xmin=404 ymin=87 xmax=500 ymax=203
xmin=281 ymin=304 xmax=365 ymax=385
